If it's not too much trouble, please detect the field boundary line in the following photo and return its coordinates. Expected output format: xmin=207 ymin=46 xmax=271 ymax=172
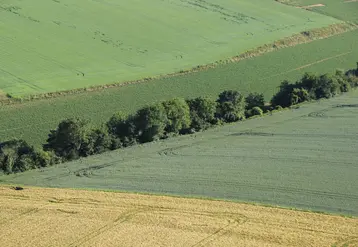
xmin=259 ymin=51 xmax=352 ymax=81
xmin=1 ymin=23 xmax=356 ymax=104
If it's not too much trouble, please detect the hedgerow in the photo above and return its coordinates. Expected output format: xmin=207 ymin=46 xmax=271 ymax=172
xmin=1 ymin=63 xmax=357 ymax=174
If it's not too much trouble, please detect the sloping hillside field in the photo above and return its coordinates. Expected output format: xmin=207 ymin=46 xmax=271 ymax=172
xmin=0 ymin=0 xmax=339 ymax=96
xmin=0 ymin=186 xmax=357 ymax=247
xmin=2 ymin=92 xmax=358 ymax=216
xmin=1 ymin=30 xmax=357 ymax=147
xmin=280 ymin=0 xmax=358 ymax=24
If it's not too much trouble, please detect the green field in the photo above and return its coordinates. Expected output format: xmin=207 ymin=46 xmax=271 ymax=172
xmin=0 ymin=0 xmax=339 ymax=97
xmin=1 ymin=30 xmax=357 ymax=147
xmin=280 ymin=0 xmax=358 ymax=23
xmin=2 ymin=91 xmax=358 ymax=215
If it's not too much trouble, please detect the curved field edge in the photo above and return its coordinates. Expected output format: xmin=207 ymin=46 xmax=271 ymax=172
xmin=2 ymin=91 xmax=357 ymax=216
xmin=2 ymin=22 xmax=354 ymax=103
xmin=0 ymin=186 xmax=357 ymax=247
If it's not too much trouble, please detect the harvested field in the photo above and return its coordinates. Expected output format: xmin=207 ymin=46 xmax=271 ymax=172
xmin=0 ymin=186 xmax=357 ymax=247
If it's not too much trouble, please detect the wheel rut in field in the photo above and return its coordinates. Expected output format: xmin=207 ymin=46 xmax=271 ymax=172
xmin=67 ymin=206 xmax=249 ymax=247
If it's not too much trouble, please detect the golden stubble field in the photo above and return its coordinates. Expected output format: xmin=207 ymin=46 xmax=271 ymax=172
xmin=0 ymin=186 xmax=357 ymax=247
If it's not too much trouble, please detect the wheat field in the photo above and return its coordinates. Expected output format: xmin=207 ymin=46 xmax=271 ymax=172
xmin=0 ymin=186 xmax=357 ymax=247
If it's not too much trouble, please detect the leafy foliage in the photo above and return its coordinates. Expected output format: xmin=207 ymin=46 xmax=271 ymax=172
xmin=107 ymin=112 xmax=137 ymax=148
xmin=162 ymin=98 xmax=191 ymax=135
xmin=135 ymin=104 xmax=168 ymax=143
xmin=80 ymin=127 xmax=112 ymax=156
xmin=43 ymin=118 xmax=90 ymax=161
xmin=245 ymin=93 xmax=265 ymax=111
xmin=216 ymin=90 xmax=246 ymax=122
xmin=1 ymin=64 xmax=358 ymax=174
xmin=0 ymin=139 xmax=58 ymax=174
xmin=186 ymin=97 xmax=217 ymax=131
xmin=247 ymin=106 xmax=264 ymax=117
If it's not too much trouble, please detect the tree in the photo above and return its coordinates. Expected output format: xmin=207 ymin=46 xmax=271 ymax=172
xmin=216 ymin=90 xmax=245 ymax=122
xmin=106 ymin=112 xmax=137 ymax=148
xmin=34 ymin=150 xmax=60 ymax=168
xmin=162 ymin=98 xmax=191 ymax=134
xmin=186 ymin=97 xmax=217 ymax=131
xmin=247 ymin=106 xmax=263 ymax=117
xmin=271 ymin=80 xmax=295 ymax=107
xmin=80 ymin=127 xmax=111 ymax=156
xmin=299 ymin=72 xmax=318 ymax=90
xmin=245 ymin=92 xmax=265 ymax=111
xmin=134 ymin=103 xmax=168 ymax=143
xmin=43 ymin=118 xmax=90 ymax=161
xmin=312 ymin=74 xmax=340 ymax=99
xmin=0 ymin=139 xmax=37 ymax=174
xmin=289 ymin=88 xmax=310 ymax=105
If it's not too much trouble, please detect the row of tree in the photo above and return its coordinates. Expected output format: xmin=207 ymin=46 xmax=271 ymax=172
xmin=1 ymin=64 xmax=357 ymax=174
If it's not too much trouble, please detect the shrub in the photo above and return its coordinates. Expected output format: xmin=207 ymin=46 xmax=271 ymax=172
xmin=106 ymin=112 xmax=137 ymax=148
xmin=34 ymin=150 xmax=60 ymax=168
xmin=43 ymin=118 xmax=90 ymax=161
xmin=247 ymin=106 xmax=263 ymax=117
xmin=245 ymin=93 xmax=265 ymax=111
xmin=134 ymin=103 xmax=168 ymax=143
xmin=289 ymin=88 xmax=310 ymax=105
xmin=271 ymin=80 xmax=295 ymax=107
xmin=312 ymin=74 xmax=340 ymax=99
xmin=186 ymin=97 xmax=217 ymax=131
xmin=216 ymin=90 xmax=245 ymax=122
xmin=0 ymin=139 xmax=38 ymax=174
xmin=162 ymin=98 xmax=191 ymax=135
xmin=80 ymin=127 xmax=112 ymax=156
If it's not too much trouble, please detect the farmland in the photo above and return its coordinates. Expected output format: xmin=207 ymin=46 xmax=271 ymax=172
xmin=1 ymin=30 xmax=358 ymax=147
xmin=278 ymin=0 xmax=358 ymax=24
xmin=2 ymin=91 xmax=358 ymax=215
xmin=0 ymin=186 xmax=357 ymax=247
xmin=0 ymin=0 xmax=339 ymax=97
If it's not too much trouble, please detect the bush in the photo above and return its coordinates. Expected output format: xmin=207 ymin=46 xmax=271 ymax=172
xmin=106 ymin=112 xmax=137 ymax=148
xmin=312 ymin=74 xmax=340 ymax=99
xmin=80 ymin=127 xmax=112 ymax=156
xmin=0 ymin=139 xmax=38 ymax=174
xmin=247 ymin=106 xmax=263 ymax=117
xmin=134 ymin=103 xmax=168 ymax=143
xmin=162 ymin=98 xmax=191 ymax=135
xmin=43 ymin=118 xmax=90 ymax=161
xmin=217 ymin=90 xmax=245 ymax=122
xmin=186 ymin=97 xmax=217 ymax=131
xmin=245 ymin=93 xmax=265 ymax=111
xmin=289 ymin=88 xmax=310 ymax=105
xmin=34 ymin=150 xmax=60 ymax=168
xmin=271 ymin=80 xmax=295 ymax=107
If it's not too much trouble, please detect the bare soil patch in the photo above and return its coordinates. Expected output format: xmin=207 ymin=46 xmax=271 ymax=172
xmin=0 ymin=186 xmax=356 ymax=247
xmin=297 ymin=3 xmax=325 ymax=9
